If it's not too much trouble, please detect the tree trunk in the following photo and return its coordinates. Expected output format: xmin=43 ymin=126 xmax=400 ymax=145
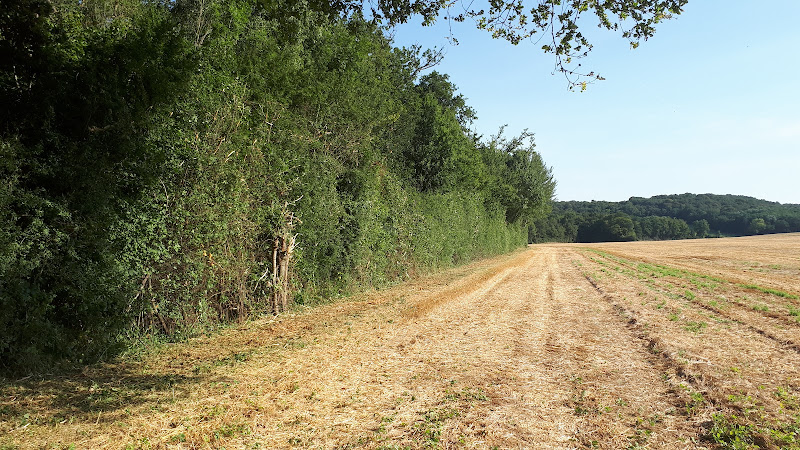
xmin=271 ymin=203 xmax=299 ymax=314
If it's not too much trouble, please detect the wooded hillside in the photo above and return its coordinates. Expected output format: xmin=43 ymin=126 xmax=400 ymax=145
xmin=531 ymin=194 xmax=800 ymax=243
xmin=0 ymin=0 xmax=556 ymax=373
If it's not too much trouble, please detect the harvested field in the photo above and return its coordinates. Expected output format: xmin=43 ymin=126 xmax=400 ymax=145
xmin=2 ymin=234 xmax=800 ymax=449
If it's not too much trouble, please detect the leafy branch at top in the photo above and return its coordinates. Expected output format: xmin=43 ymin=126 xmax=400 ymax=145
xmin=317 ymin=0 xmax=688 ymax=89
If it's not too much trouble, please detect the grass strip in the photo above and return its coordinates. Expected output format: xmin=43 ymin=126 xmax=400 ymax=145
xmin=738 ymin=284 xmax=799 ymax=300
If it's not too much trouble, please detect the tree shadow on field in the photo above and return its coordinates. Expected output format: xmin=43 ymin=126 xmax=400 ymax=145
xmin=0 ymin=293 xmax=386 ymax=432
xmin=0 ymin=351 xmax=242 ymax=428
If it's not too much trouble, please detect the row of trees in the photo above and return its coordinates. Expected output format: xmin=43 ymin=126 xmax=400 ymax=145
xmin=0 ymin=0 xmax=556 ymax=373
xmin=531 ymin=194 xmax=800 ymax=243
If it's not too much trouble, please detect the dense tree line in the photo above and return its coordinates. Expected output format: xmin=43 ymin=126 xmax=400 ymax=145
xmin=531 ymin=194 xmax=800 ymax=243
xmin=0 ymin=0 xmax=560 ymax=373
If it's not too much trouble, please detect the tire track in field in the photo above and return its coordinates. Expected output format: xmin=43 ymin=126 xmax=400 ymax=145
xmin=575 ymin=246 xmax=800 ymax=447
xmin=540 ymin=249 xmax=700 ymax=448
xmin=586 ymin=236 xmax=800 ymax=299
xmin=584 ymin=249 xmax=800 ymax=355
xmin=578 ymin=247 xmax=800 ymax=377
xmin=582 ymin=272 xmax=721 ymax=404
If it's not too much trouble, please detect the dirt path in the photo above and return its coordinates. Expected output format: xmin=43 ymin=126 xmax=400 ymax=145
xmin=5 ymin=237 xmax=800 ymax=448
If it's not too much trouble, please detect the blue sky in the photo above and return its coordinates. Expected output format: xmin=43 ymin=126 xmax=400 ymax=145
xmin=391 ymin=1 xmax=800 ymax=204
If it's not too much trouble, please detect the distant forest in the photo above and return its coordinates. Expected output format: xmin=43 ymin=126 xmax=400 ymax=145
xmin=531 ymin=194 xmax=800 ymax=243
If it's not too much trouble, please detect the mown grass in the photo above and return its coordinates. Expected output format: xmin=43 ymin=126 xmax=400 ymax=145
xmin=581 ymin=246 xmax=800 ymax=449
xmin=739 ymin=284 xmax=799 ymax=300
xmin=789 ymin=305 xmax=800 ymax=323
xmin=710 ymin=412 xmax=800 ymax=450
xmin=584 ymin=249 xmax=800 ymax=323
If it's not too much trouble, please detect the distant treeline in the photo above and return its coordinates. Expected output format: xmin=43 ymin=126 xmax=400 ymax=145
xmin=531 ymin=194 xmax=800 ymax=243
xmin=0 ymin=0 xmax=554 ymax=373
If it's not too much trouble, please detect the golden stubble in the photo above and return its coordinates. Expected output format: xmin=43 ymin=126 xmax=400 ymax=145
xmin=3 ymin=234 xmax=800 ymax=448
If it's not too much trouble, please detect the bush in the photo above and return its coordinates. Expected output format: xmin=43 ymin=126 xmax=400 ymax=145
xmin=0 ymin=0 xmax=550 ymax=374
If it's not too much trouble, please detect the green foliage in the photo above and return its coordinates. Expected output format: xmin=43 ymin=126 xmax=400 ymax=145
xmin=635 ymin=216 xmax=692 ymax=241
xmin=748 ymin=218 xmax=767 ymax=235
xmin=486 ymin=129 xmax=556 ymax=225
xmin=0 ymin=0 xmax=549 ymax=373
xmin=738 ymin=284 xmax=798 ymax=300
xmin=413 ymin=193 xmax=525 ymax=268
xmin=710 ymin=414 xmax=757 ymax=450
xmin=691 ymin=219 xmax=710 ymax=238
xmin=531 ymin=194 xmax=800 ymax=243
xmin=0 ymin=0 xmax=196 ymax=371
xmin=570 ymin=213 xmax=637 ymax=243
xmin=301 ymin=0 xmax=687 ymax=88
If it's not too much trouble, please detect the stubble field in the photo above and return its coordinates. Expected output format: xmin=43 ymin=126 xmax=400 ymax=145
xmin=2 ymin=234 xmax=800 ymax=449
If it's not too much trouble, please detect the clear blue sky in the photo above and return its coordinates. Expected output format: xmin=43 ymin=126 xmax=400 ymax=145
xmin=391 ymin=1 xmax=800 ymax=204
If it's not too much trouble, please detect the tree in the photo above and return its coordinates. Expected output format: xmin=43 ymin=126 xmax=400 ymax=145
xmin=748 ymin=218 xmax=767 ymax=235
xmin=606 ymin=214 xmax=637 ymax=241
xmin=402 ymin=72 xmax=485 ymax=192
xmin=533 ymin=194 xmax=800 ymax=243
xmin=302 ymin=0 xmax=688 ymax=87
xmin=691 ymin=219 xmax=710 ymax=238
xmin=417 ymin=72 xmax=476 ymax=127
xmin=488 ymin=129 xmax=555 ymax=224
